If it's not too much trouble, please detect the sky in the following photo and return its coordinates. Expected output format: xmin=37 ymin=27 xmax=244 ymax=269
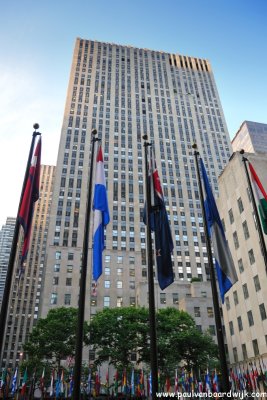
xmin=0 ymin=0 xmax=267 ymax=226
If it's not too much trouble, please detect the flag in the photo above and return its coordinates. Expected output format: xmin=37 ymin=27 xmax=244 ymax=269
xmin=114 ymin=370 xmax=118 ymax=396
xmin=50 ymin=370 xmax=54 ymax=397
xmin=175 ymin=369 xmax=178 ymax=394
xmin=69 ymin=369 xmax=74 ymax=397
xmin=144 ymin=146 xmax=174 ymax=290
xmin=18 ymin=137 xmax=41 ymax=269
xmin=21 ymin=368 xmax=28 ymax=395
xmin=205 ymin=369 xmax=211 ymax=392
xmin=248 ymin=161 xmax=267 ymax=234
xmin=93 ymin=145 xmax=110 ymax=281
xmin=200 ymin=158 xmax=238 ymax=302
xmin=40 ymin=367 xmax=45 ymax=394
xmin=131 ymin=369 xmax=135 ymax=395
xmin=55 ymin=371 xmax=61 ymax=398
xmin=11 ymin=367 xmax=18 ymax=395
xmin=212 ymin=369 xmax=219 ymax=392
xmin=87 ymin=369 xmax=91 ymax=395
xmin=0 ymin=368 xmax=7 ymax=391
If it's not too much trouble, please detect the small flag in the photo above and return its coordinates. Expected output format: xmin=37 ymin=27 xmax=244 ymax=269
xmin=114 ymin=370 xmax=118 ymax=396
xmin=205 ymin=369 xmax=211 ymax=392
xmin=131 ymin=369 xmax=135 ymax=395
xmin=50 ymin=370 xmax=54 ymax=397
xmin=40 ymin=367 xmax=45 ymax=394
xmin=212 ymin=369 xmax=219 ymax=392
xmin=18 ymin=137 xmax=41 ymax=271
xmin=21 ymin=368 xmax=28 ymax=395
xmin=87 ymin=369 xmax=91 ymax=395
xmin=200 ymin=158 xmax=238 ymax=302
xmin=248 ymin=161 xmax=267 ymax=234
xmin=11 ymin=367 xmax=18 ymax=395
xmin=93 ymin=145 xmax=110 ymax=281
xmin=175 ymin=369 xmax=178 ymax=394
xmin=69 ymin=369 xmax=74 ymax=397
xmin=144 ymin=146 xmax=174 ymax=290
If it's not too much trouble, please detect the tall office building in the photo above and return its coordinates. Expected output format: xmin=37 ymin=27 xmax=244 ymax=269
xmin=2 ymin=165 xmax=55 ymax=367
xmin=0 ymin=217 xmax=16 ymax=305
xmin=41 ymin=38 xmax=232 ymax=348
xmin=232 ymin=120 xmax=267 ymax=154
xmin=217 ymin=152 xmax=267 ymax=368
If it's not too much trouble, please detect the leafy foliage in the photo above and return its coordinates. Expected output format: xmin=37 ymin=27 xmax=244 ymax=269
xmin=23 ymin=307 xmax=88 ymax=368
xmin=88 ymin=307 xmax=218 ymax=379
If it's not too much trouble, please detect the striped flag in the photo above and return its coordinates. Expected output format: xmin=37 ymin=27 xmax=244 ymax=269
xmin=92 ymin=145 xmax=110 ymax=281
xmin=18 ymin=137 xmax=41 ymax=270
xmin=21 ymin=368 xmax=28 ymax=395
xmin=248 ymin=161 xmax=267 ymax=234
xmin=11 ymin=367 xmax=18 ymax=395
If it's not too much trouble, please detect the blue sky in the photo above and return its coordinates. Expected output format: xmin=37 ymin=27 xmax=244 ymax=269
xmin=0 ymin=0 xmax=267 ymax=225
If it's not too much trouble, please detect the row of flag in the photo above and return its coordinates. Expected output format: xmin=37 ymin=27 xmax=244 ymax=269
xmin=18 ymin=136 xmax=267 ymax=302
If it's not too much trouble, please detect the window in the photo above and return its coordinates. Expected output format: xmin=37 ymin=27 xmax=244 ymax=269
xmin=105 ymin=255 xmax=111 ymax=263
xmin=91 ymin=296 xmax=97 ymax=306
xmin=117 ymin=256 xmax=123 ymax=264
xmin=68 ymin=252 xmax=74 ymax=260
xmin=117 ymin=268 xmax=123 ymax=276
xmin=64 ymin=294 xmax=71 ymax=305
xmin=55 ymin=251 xmax=61 ymax=260
xmin=53 ymin=277 xmax=59 ymax=285
xmin=104 ymin=280 xmax=110 ymax=289
xmin=252 ymin=339 xmax=259 ymax=356
xmin=233 ymin=347 xmax=238 ymax=363
xmin=66 ymin=278 xmax=72 ymax=286
xmin=237 ymin=316 xmax=243 ymax=331
xmin=209 ymin=325 xmax=215 ymax=336
xmin=242 ymin=343 xmax=248 ymax=360
xmin=228 ymin=209 xmax=234 ymax=224
xmin=105 ymin=267 xmax=110 ymax=275
xmin=242 ymin=221 xmax=250 ymax=239
xmin=233 ymin=231 xmax=239 ymax=249
xmin=253 ymin=275 xmax=261 ymax=292
xmin=238 ymin=258 xmax=244 ymax=273
xmin=117 ymin=297 xmax=123 ymax=307
xmin=67 ymin=265 xmax=73 ymax=273
xmin=54 ymin=264 xmax=60 ymax=272
xmin=129 ymin=281 xmax=135 ymax=289
xmin=259 ymin=303 xmax=267 ymax=320
xmin=50 ymin=293 xmax=58 ymax=305
xmin=247 ymin=310 xmax=254 ymax=326
xmin=242 ymin=283 xmax=249 ymax=299
xmin=104 ymin=296 xmax=110 ymax=307
xmin=225 ymin=297 xmax=230 ymax=310
xmin=229 ymin=321 xmax=234 ymax=335
xmin=194 ymin=307 xmax=201 ymax=317
xmin=117 ymin=281 xmax=123 ymax=289
xmin=207 ymin=307 xmax=214 ymax=318
xmin=173 ymin=293 xmax=179 ymax=304
xmin=160 ymin=293 xmax=166 ymax=304
xmin=248 ymin=249 xmax=255 ymax=265
xmin=130 ymin=297 xmax=136 ymax=306
xmin=237 ymin=197 xmax=244 ymax=213
xmin=233 ymin=291 xmax=239 ymax=305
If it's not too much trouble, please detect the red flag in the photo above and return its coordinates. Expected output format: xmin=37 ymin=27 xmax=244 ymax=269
xmin=19 ymin=137 xmax=41 ymax=268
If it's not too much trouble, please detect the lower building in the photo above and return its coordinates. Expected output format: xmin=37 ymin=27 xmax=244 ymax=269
xmin=0 ymin=217 xmax=16 ymax=306
xmin=217 ymin=152 xmax=267 ymax=369
xmin=1 ymin=165 xmax=55 ymax=367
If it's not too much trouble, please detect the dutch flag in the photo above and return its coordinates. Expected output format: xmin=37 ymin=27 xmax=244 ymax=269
xmin=93 ymin=145 xmax=110 ymax=281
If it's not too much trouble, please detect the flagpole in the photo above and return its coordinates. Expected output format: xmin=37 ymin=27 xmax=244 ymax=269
xmin=143 ymin=134 xmax=158 ymax=399
xmin=240 ymin=150 xmax=267 ymax=271
xmin=0 ymin=124 xmax=41 ymax=366
xmin=73 ymin=129 xmax=99 ymax=400
xmin=193 ymin=144 xmax=230 ymax=394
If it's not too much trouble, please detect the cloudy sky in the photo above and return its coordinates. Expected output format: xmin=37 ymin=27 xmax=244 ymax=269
xmin=0 ymin=0 xmax=267 ymax=225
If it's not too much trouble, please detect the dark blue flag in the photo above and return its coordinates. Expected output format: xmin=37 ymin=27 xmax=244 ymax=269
xmin=144 ymin=147 xmax=174 ymax=290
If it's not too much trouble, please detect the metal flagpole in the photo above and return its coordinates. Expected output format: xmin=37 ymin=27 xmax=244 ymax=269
xmin=143 ymin=135 xmax=158 ymax=398
xmin=240 ymin=150 xmax=267 ymax=272
xmin=73 ymin=129 xmax=99 ymax=399
xmin=0 ymin=124 xmax=41 ymax=366
xmin=193 ymin=144 xmax=230 ymax=394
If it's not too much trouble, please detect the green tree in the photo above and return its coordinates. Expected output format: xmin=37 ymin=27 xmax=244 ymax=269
xmin=88 ymin=307 xmax=148 ymax=369
xmin=23 ymin=307 xmax=88 ymax=369
xmin=88 ymin=307 xmax=218 ymax=380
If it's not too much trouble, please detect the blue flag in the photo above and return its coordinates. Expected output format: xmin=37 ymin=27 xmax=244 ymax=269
xmin=144 ymin=146 xmax=174 ymax=290
xmin=92 ymin=145 xmax=110 ymax=281
xmin=200 ymin=158 xmax=238 ymax=302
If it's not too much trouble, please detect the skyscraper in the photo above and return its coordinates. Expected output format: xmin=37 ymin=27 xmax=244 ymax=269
xmin=0 ymin=217 xmax=16 ymax=305
xmin=41 ymin=38 xmax=232 ymax=346
xmin=232 ymin=120 xmax=267 ymax=154
xmin=2 ymin=165 xmax=55 ymax=367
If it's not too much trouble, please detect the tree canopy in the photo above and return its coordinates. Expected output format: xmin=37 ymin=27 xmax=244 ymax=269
xmin=23 ymin=307 xmax=88 ymax=369
xmin=88 ymin=307 xmax=218 ymax=378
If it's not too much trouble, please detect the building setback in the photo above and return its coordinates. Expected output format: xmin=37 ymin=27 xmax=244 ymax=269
xmin=0 ymin=217 xmax=16 ymax=306
xmin=40 ymin=38 xmax=233 ymax=360
xmin=217 ymin=151 xmax=267 ymax=366
xmin=232 ymin=120 xmax=267 ymax=154
xmin=2 ymin=165 xmax=55 ymax=367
